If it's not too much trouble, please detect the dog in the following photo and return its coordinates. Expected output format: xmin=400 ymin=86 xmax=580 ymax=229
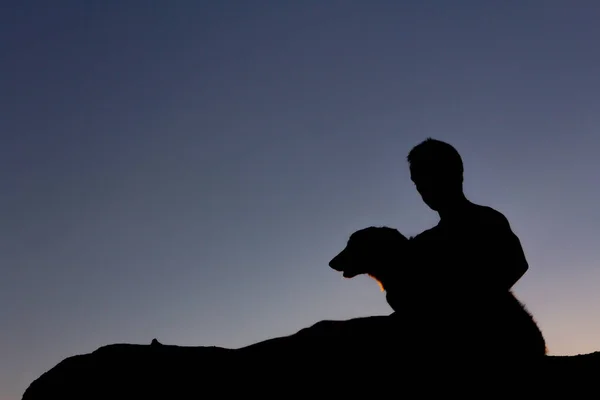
xmin=329 ymin=226 xmax=547 ymax=358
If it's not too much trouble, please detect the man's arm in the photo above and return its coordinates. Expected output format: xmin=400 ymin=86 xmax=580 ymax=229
xmin=499 ymin=227 xmax=529 ymax=290
xmin=480 ymin=212 xmax=529 ymax=292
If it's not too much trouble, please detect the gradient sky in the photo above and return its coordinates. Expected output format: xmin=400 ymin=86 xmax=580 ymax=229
xmin=2 ymin=1 xmax=600 ymax=398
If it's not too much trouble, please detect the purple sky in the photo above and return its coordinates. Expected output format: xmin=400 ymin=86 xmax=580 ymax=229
xmin=2 ymin=1 xmax=600 ymax=398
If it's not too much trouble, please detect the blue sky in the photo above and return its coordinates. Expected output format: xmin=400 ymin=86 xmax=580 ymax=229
xmin=2 ymin=1 xmax=600 ymax=398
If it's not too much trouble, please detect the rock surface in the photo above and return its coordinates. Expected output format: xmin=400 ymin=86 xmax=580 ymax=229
xmin=21 ymin=315 xmax=600 ymax=399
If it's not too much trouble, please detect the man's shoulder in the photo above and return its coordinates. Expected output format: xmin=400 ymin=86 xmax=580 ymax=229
xmin=470 ymin=203 xmax=511 ymax=227
xmin=410 ymin=203 xmax=514 ymax=243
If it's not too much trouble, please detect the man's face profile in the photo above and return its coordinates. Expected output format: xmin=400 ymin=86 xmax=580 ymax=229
xmin=410 ymin=164 xmax=451 ymax=211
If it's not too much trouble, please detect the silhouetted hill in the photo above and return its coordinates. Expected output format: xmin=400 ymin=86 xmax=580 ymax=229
xmin=22 ymin=315 xmax=600 ymax=399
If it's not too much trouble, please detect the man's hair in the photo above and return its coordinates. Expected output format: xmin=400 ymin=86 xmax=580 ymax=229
xmin=407 ymin=138 xmax=464 ymax=180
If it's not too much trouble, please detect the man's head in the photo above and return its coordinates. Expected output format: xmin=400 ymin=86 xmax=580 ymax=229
xmin=329 ymin=227 xmax=408 ymax=289
xmin=407 ymin=138 xmax=464 ymax=211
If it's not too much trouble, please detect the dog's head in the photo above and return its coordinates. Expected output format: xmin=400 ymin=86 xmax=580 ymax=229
xmin=329 ymin=226 xmax=409 ymax=289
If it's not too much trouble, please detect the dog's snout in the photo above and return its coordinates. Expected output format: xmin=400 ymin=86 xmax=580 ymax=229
xmin=329 ymin=251 xmax=343 ymax=270
xmin=329 ymin=255 xmax=338 ymax=269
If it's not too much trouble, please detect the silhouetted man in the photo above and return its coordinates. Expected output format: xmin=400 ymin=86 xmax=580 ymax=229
xmin=394 ymin=138 xmax=530 ymax=341
xmin=409 ymin=138 xmax=527 ymax=285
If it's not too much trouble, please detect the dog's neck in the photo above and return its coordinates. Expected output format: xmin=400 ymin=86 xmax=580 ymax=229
xmin=365 ymin=256 xmax=403 ymax=292
xmin=371 ymin=236 xmax=414 ymax=292
xmin=367 ymin=274 xmax=386 ymax=292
